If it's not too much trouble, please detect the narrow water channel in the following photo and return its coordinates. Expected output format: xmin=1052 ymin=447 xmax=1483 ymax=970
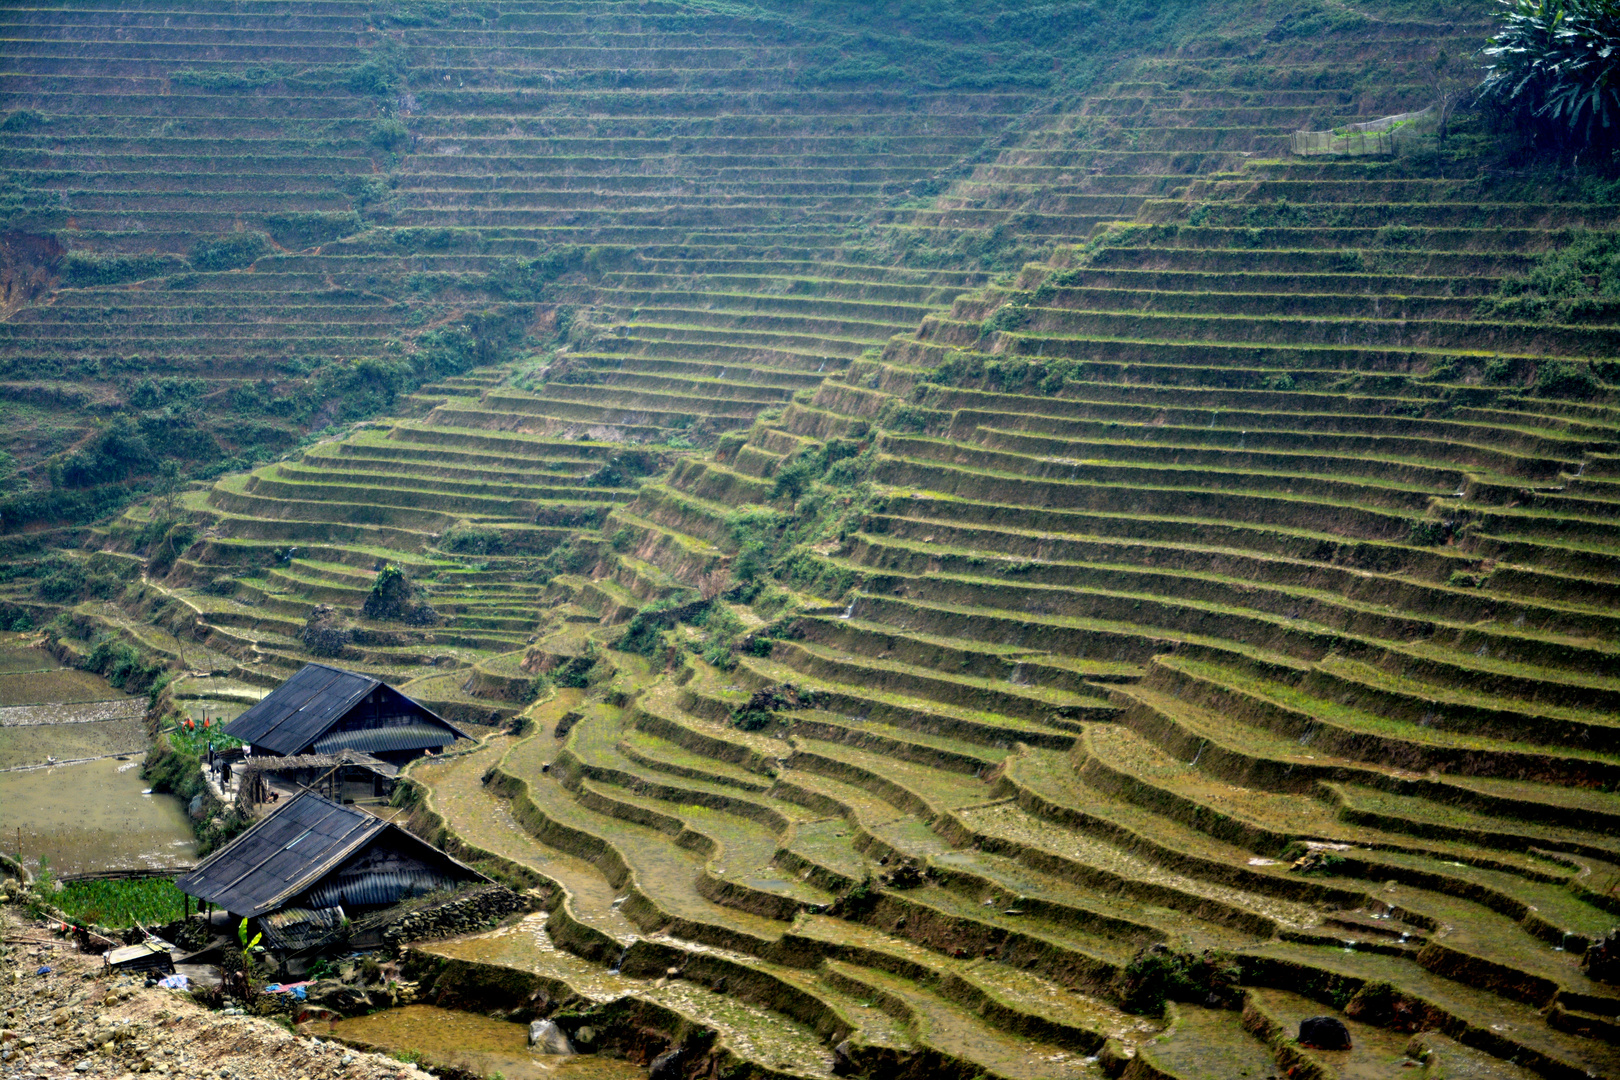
xmin=0 ymin=635 xmax=198 ymax=876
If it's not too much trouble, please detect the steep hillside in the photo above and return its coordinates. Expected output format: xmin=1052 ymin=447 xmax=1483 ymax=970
xmin=0 ymin=0 xmax=1128 ymax=549
xmin=10 ymin=0 xmax=1620 ymax=1077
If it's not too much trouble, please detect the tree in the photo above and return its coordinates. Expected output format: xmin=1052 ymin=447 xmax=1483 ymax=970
xmin=156 ymin=459 xmax=181 ymax=520
xmin=1479 ymin=0 xmax=1620 ymax=147
xmin=1431 ymin=48 xmax=1471 ymax=146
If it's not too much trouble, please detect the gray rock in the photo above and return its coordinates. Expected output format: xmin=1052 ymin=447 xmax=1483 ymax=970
xmin=529 ymin=1019 xmax=573 ymax=1055
xmin=648 ymin=1046 xmax=683 ymax=1080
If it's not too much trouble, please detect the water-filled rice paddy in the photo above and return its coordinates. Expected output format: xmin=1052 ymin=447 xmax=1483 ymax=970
xmin=0 ymin=636 xmax=196 ymax=876
xmin=326 ymin=1005 xmax=647 ymax=1080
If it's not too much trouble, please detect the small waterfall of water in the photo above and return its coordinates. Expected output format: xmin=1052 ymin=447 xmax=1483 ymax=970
xmin=529 ymin=1019 xmax=574 ymax=1055
xmin=840 ymin=595 xmax=857 ymax=620
xmin=607 ymin=942 xmax=631 ymax=975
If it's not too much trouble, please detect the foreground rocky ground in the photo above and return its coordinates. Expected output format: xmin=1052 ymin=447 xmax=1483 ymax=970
xmin=0 ymin=903 xmax=436 ymax=1080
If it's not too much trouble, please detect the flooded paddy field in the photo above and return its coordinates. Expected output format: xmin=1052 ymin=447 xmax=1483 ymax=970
xmin=0 ymin=634 xmax=197 ymax=877
xmin=326 ymin=1005 xmax=647 ymax=1080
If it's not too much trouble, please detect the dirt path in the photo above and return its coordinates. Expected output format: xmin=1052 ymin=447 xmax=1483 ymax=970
xmin=0 ymin=899 xmax=436 ymax=1080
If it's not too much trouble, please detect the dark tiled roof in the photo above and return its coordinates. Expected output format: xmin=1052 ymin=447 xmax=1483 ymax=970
xmin=176 ymin=793 xmax=384 ymax=916
xmin=221 ymin=663 xmax=464 ymax=756
xmin=176 ymin=792 xmax=489 ymax=917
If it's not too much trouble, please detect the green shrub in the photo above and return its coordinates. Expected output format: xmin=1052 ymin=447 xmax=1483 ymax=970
xmin=729 ymin=682 xmax=819 ymax=731
xmin=1115 ymin=945 xmax=1242 ymax=1015
xmin=128 ymin=377 xmax=203 ymax=409
xmin=0 ymin=109 xmax=46 ymax=131
xmin=172 ymin=67 xmax=286 ymax=90
xmin=619 ymin=598 xmax=684 ymax=658
xmin=1535 ymin=359 xmax=1601 ymax=398
xmin=363 ymin=564 xmax=438 ymax=624
xmin=552 ymin=647 xmax=598 ymax=688
xmin=443 ymin=522 xmax=508 ymax=555
xmin=348 ymin=59 xmax=402 ymax=96
xmin=261 ymin=211 xmax=362 ymax=249
xmin=369 ymin=118 xmax=410 ymax=151
xmin=979 ymin=303 xmax=1028 ymax=338
xmin=1483 ymin=356 xmax=1522 ymax=385
xmin=1489 ymin=229 xmax=1620 ymax=321
xmin=35 ymin=555 xmax=121 ymax=602
xmin=188 ymin=232 xmax=270 ymax=271
xmin=147 ymin=521 xmax=199 ymax=575
xmin=85 ymin=638 xmax=167 ymax=692
xmin=61 ymin=252 xmax=177 ymax=287
xmin=1408 ymin=519 xmax=1451 ymax=546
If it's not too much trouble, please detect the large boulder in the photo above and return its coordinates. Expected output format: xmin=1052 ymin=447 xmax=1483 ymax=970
xmin=529 ymin=1019 xmax=573 ymax=1055
xmin=648 ymin=1046 xmax=684 ymax=1080
xmin=1583 ymin=929 xmax=1620 ymax=983
xmin=1299 ymin=1016 xmax=1352 ymax=1051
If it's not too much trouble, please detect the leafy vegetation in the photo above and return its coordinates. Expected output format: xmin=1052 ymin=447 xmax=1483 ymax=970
xmin=55 ymin=876 xmax=187 ymax=928
xmin=1481 ymin=0 xmax=1620 ymax=145
xmin=1115 ymin=945 xmax=1242 ymax=1015
xmin=60 ymin=252 xmax=181 ymax=287
xmin=261 ymin=211 xmax=363 ymax=249
xmin=84 ymin=637 xmax=168 ymax=692
xmin=1489 ymin=227 xmax=1620 ymax=319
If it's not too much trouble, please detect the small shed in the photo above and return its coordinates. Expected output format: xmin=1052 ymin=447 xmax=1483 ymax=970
xmin=175 ymin=792 xmax=489 ymax=947
xmin=234 ymin=749 xmax=400 ymax=807
xmin=105 ymin=939 xmax=175 ymax=976
xmin=222 ymin=663 xmax=466 ymax=765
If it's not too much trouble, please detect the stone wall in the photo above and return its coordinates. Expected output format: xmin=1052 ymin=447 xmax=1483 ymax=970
xmin=377 ymin=885 xmax=532 ymax=951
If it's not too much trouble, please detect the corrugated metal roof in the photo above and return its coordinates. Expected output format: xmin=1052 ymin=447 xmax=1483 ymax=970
xmin=260 ymin=905 xmax=346 ymax=951
xmin=177 ymin=791 xmax=490 ymax=918
xmin=222 ymin=663 xmax=466 ymax=757
xmin=106 ymin=940 xmax=172 ymax=967
xmin=306 ymin=869 xmax=454 ymax=908
xmin=312 ymin=722 xmax=459 ymax=756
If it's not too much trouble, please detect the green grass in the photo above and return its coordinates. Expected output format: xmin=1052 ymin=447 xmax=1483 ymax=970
xmin=55 ymin=876 xmax=187 ymax=928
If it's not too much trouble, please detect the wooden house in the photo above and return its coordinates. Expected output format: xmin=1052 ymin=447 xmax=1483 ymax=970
xmin=221 ymin=663 xmax=466 ymax=766
xmin=175 ymin=792 xmax=488 ymax=952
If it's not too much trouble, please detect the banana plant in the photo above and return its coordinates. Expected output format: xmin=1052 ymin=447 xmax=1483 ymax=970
xmin=225 ymin=917 xmax=266 ymax=1000
xmin=1480 ymin=0 xmax=1620 ymax=143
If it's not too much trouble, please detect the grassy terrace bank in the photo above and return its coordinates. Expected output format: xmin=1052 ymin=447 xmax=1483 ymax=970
xmin=6 ymin=0 xmax=1620 ymax=1077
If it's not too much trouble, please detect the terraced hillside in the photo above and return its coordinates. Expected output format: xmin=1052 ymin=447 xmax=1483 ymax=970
xmin=400 ymin=18 xmax=1620 ymax=1080
xmin=13 ymin=0 xmax=1620 ymax=1076
xmin=0 ymin=0 xmax=1087 ymax=545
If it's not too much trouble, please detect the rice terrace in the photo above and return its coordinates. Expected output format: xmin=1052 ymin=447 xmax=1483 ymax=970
xmin=4 ymin=0 xmax=1620 ymax=1077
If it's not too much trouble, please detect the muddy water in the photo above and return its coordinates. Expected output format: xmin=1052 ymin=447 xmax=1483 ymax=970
xmin=0 ymin=638 xmax=198 ymax=876
xmin=2 ymin=756 xmax=198 ymax=876
xmin=327 ymin=1005 xmax=646 ymax=1080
